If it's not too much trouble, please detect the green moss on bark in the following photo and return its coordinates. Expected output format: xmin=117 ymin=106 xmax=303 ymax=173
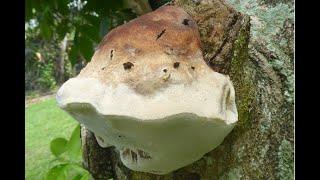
xmin=277 ymin=139 xmax=294 ymax=180
xmin=229 ymin=16 xmax=254 ymax=133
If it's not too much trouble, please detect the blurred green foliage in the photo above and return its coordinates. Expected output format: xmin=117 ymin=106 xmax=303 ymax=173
xmin=25 ymin=31 xmax=58 ymax=91
xmin=25 ymin=0 xmax=138 ymax=66
xmin=25 ymin=0 xmax=149 ymax=92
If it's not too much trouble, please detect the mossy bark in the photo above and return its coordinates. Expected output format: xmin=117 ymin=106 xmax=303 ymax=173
xmin=81 ymin=0 xmax=293 ymax=179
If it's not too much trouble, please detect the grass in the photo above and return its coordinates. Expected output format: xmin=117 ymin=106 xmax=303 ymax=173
xmin=25 ymin=97 xmax=78 ymax=180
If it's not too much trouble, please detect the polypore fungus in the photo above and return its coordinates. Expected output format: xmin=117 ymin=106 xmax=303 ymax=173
xmin=56 ymin=6 xmax=238 ymax=175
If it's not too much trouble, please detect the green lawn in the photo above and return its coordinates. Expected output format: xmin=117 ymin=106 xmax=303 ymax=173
xmin=25 ymin=98 xmax=78 ymax=180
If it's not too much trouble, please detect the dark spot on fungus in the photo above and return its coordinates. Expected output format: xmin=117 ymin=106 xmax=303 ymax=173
xmin=97 ymin=136 xmax=104 ymax=143
xmin=101 ymin=67 xmax=106 ymax=70
xmin=163 ymin=69 xmax=167 ymax=73
xmin=182 ymin=19 xmax=190 ymax=25
xmin=110 ymin=49 xmax=114 ymax=60
xmin=138 ymin=149 xmax=151 ymax=159
xmin=123 ymin=62 xmax=134 ymax=70
xmin=191 ymin=66 xmax=195 ymax=70
xmin=122 ymin=149 xmax=130 ymax=156
xmin=131 ymin=150 xmax=138 ymax=163
xmin=173 ymin=62 xmax=180 ymax=69
xmin=156 ymin=29 xmax=166 ymax=40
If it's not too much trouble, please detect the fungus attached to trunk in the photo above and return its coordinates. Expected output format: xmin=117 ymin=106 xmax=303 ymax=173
xmin=56 ymin=6 xmax=238 ymax=175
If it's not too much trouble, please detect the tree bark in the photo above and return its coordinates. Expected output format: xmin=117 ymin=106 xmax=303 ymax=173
xmin=55 ymin=36 xmax=67 ymax=85
xmin=81 ymin=0 xmax=294 ymax=179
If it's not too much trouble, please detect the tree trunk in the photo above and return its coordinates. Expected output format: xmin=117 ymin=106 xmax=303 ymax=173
xmin=81 ymin=0 xmax=294 ymax=179
xmin=55 ymin=36 xmax=67 ymax=85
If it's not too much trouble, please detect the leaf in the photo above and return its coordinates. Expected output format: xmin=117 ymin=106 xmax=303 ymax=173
xmin=66 ymin=164 xmax=87 ymax=179
xmin=64 ymin=163 xmax=92 ymax=179
xmin=77 ymin=35 xmax=94 ymax=62
xmin=73 ymin=30 xmax=94 ymax=62
xmin=112 ymin=8 xmax=137 ymax=26
xmin=30 ymin=0 xmax=43 ymax=13
xmin=68 ymin=163 xmax=87 ymax=172
xmin=50 ymin=137 xmax=68 ymax=157
xmin=68 ymin=44 xmax=79 ymax=67
xmin=79 ymin=24 xmax=100 ymax=43
xmin=72 ymin=174 xmax=83 ymax=180
xmin=149 ymin=0 xmax=171 ymax=10
xmin=80 ymin=173 xmax=90 ymax=180
xmin=73 ymin=30 xmax=80 ymax=45
xmin=68 ymin=171 xmax=90 ymax=180
xmin=83 ymin=0 xmax=124 ymax=16
xmin=99 ymin=17 xmax=110 ymax=38
xmin=83 ymin=14 xmax=100 ymax=27
xmin=45 ymin=163 xmax=88 ymax=180
xmin=25 ymin=0 xmax=34 ymax=21
xmin=45 ymin=164 xmax=68 ymax=180
xmin=55 ymin=0 xmax=69 ymax=15
xmin=65 ymin=124 xmax=82 ymax=161
xmin=39 ymin=6 xmax=54 ymax=40
xmin=40 ymin=21 xmax=52 ymax=40
xmin=56 ymin=19 xmax=70 ymax=41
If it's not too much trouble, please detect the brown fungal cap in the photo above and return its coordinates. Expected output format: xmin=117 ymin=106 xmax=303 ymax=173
xmin=78 ymin=6 xmax=205 ymax=95
xmin=97 ymin=6 xmax=201 ymax=56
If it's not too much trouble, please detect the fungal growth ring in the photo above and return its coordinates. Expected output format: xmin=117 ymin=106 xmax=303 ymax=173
xmin=57 ymin=6 xmax=238 ymax=175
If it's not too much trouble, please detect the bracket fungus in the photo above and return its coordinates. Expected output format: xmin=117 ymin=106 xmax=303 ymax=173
xmin=57 ymin=6 xmax=238 ymax=175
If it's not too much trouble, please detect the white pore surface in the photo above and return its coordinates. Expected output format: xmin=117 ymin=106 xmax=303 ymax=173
xmin=56 ymin=71 xmax=238 ymax=174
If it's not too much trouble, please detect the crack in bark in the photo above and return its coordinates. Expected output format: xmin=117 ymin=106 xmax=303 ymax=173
xmin=208 ymin=13 xmax=240 ymax=74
